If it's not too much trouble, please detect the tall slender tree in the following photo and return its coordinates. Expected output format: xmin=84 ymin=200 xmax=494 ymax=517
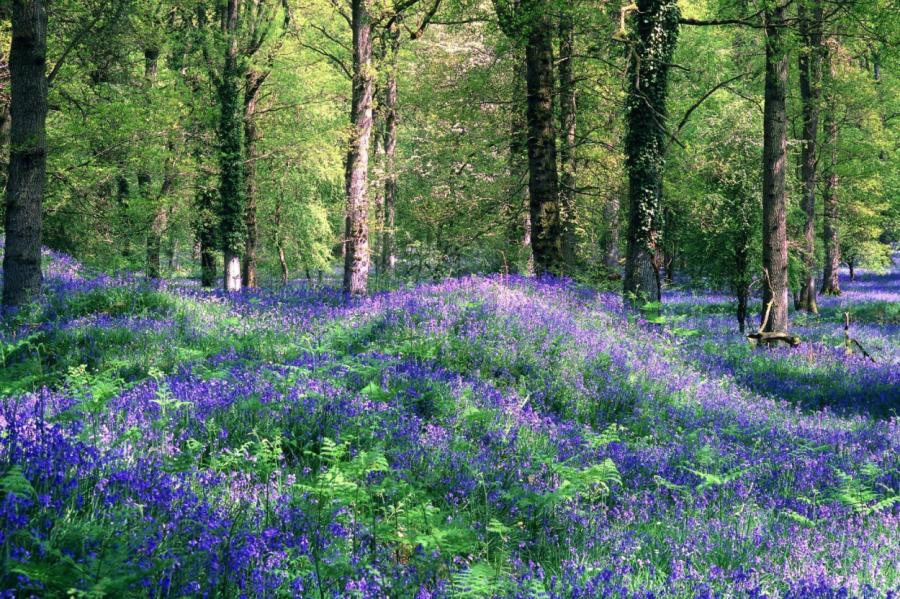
xmin=796 ymin=0 xmax=823 ymax=313
xmin=558 ymin=9 xmax=578 ymax=270
xmin=820 ymin=41 xmax=841 ymax=295
xmin=760 ymin=2 xmax=790 ymax=332
xmin=2 ymin=0 xmax=48 ymax=307
xmin=379 ymin=22 xmax=400 ymax=274
xmin=494 ymin=0 xmax=564 ymax=275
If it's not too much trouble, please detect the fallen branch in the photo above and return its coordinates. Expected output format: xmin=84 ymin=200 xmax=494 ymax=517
xmin=844 ymin=313 xmax=876 ymax=363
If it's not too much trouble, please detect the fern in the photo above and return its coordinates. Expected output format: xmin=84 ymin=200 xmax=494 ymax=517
xmin=1 ymin=465 xmax=36 ymax=500
xmin=451 ymin=562 xmax=501 ymax=598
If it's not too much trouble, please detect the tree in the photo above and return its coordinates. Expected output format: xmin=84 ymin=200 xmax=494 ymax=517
xmin=622 ymin=0 xmax=679 ymax=305
xmin=494 ymin=0 xmax=564 ymax=276
xmin=558 ymin=8 xmax=578 ymax=270
xmin=378 ymin=22 xmax=400 ymax=274
xmin=795 ymin=0 xmax=823 ymax=312
xmin=820 ymin=40 xmax=841 ymax=294
xmin=342 ymin=0 xmax=375 ymax=295
xmin=760 ymin=2 xmax=790 ymax=333
xmin=2 ymin=0 xmax=48 ymax=307
xmin=218 ymin=0 xmax=245 ymax=292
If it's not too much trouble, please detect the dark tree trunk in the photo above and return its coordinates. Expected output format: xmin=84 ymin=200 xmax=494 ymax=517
xmin=219 ymin=0 xmax=244 ymax=292
xmin=557 ymin=12 xmax=577 ymax=270
xmin=242 ymin=68 xmax=263 ymax=289
xmin=820 ymin=44 xmax=841 ymax=295
xmin=117 ymin=175 xmax=132 ymax=259
xmin=734 ymin=227 xmax=751 ymax=334
xmin=796 ymin=0 xmax=822 ymax=313
xmin=848 ymin=259 xmax=855 ymax=281
xmin=380 ymin=23 xmax=399 ymax=274
xmin=524 ymin=4 xmax=563 ymax=275
xmin=197 ymin=186 xmax=218 ymax=287
xmin=761 ymin=4 xmax=790 ymax=333
xmin=623 ymin=0 xmax=679 ymax=305
xmin=274 ymin=193 xmax=288 ymax=285
xmin=343 ymin=0 xmax=374 ymax=296
xmin=3 ymin=0 xmax=48 ymax=307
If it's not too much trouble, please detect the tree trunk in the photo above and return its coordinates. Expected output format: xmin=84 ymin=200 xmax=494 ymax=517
xmin=603 ymin=192 xmax=620 ymax=273
xmin=524 ymin=5 xmax=563 ymax=275
xmin=557 ymin=12 xmax=577 ymax=270
xmin=274 ymin=191 xmax=288 ymax=285
xmin=761 ymin=4 xmax=790 ymax=332
xmin=197 ymin=186 xmax=218 ymax=287
xmin=2 ymin=0 xmax=48 ymax=307
xmin=380 ymin=23 xmax=399 ymax=274
xmin=623 ymin=0 xmax=679 ymax=305
xmin=219 ymin=0 xmax=244 ymax=292
xmin=820 ymin=44 xmax=840 ymax=295
xmin=242 ymin=68 xmax=263 ymax=289
xmin=796 ymin=0 xmax=821 ymax=313
xmin=342 ymin=0 xmax=374 ymax=296
xmin=507 ymin=57 xmax=531 ymax=272
xmin=140 ymin=47 xmax=165 ymax=280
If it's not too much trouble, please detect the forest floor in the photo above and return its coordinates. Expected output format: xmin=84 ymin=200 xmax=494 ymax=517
xmin=1 ymin=250 xmax=898 ymax=597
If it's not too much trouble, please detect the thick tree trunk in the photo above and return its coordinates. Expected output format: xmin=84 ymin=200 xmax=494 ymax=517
xmin=524 ymin=7 xmax=563 ymax=275
xmin=623 ymin=0 xmax=679 ymax=305
xmin=796 ymin=1 xmax=821 ymax=313
xmin=219 ymin=0 xmax=244 ymax=292
xmin=343 ymin=0 xmax=374 ymax=296
xmin=242 ymin=68 xmax=263 ymax=289
xmin=820 ymin=44 xmax=841 ymax=295
xmin=380 ymin=24 xmax=399 ymax=274
xmin=557 ymin=12 xmax=577 ymax=270
xmin=2 ymin=0 xmax=48 ymax=307
xmin=761 ymin=5 xmax=790 ymax=332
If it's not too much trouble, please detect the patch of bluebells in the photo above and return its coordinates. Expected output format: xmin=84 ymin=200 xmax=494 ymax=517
xmin=1 ymin=248 xmax=898 ymax=597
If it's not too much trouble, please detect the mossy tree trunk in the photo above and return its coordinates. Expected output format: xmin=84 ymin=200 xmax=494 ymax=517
xmin=2 ymin=0 xmax=48 ymax=307
xmin=623 ymin=0 xmax=679 ymax=306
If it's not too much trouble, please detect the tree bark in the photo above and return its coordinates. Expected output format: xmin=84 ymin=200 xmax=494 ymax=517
xmin=380 ymin=23 xmax=399 ymax=274
xmin=796 ymin=0 xmax=822 ymax=313
xmin=274 ymin=192 xmax=289 ymax=285
xmin=524 ymin=3 xmax=563 ymax=275
xmin=557 ymin=12 xmax=577 ymax=270
xmin=197 ymin=186 xmax=218 ymax=287
xmin=343 ymin=0 xmax=374 ymax=296
xmin=623 ymin=0 xmax=679 ymax=305
xmin=2 ymin=0 xmax=48 ymax=307
xmin=242 ymin=68 xmax=263 ymax=289
xmin=820 ymin=44 xmax=840 ymax=295
xmin=761 ymin=4 xmax=790 ymax=332
xmin=219 ymin=0 xmax=244 ymax=292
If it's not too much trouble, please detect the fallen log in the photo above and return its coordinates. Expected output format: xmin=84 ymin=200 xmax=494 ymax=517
xmin=747 ymin=331 xmax=802 ymax=347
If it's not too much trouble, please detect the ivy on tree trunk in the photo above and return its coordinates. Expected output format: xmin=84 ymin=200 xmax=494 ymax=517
xmin=623 ymin=0 xmax=679 ymax=306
